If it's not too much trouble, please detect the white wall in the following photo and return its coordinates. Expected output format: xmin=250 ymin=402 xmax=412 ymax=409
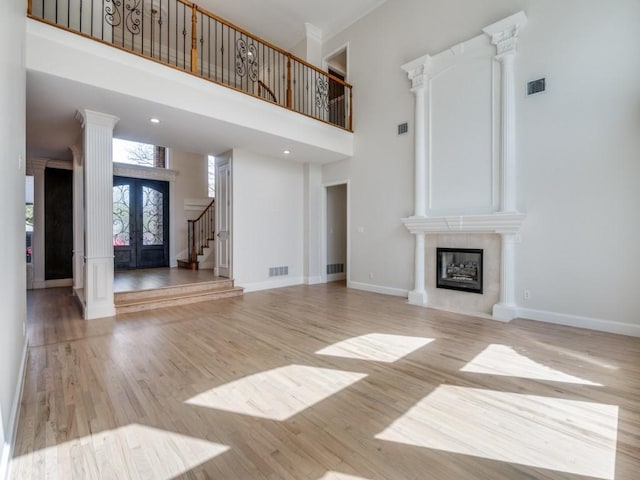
xmin=169 ymin=149 xmax=208 ymax=263
xmin=232 ymin=149 xmax=305 ymax=291
xmin=0 ymin=0 xmax=27 ymax=476
xmin=326 ymin=184 xmax=347 ymax=275
xmin=322 ymin=0 xmax=640 ymax=332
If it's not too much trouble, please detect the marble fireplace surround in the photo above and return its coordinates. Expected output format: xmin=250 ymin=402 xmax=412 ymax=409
xmin=400 ymin=12 xmax=528 ymax=321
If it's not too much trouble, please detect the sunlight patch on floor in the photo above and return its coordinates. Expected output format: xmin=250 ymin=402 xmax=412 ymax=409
xmin=375 ymin=385 xmax=618 ymax=479
xmin=315 ymin=333 xmax=434 ymax=363
xmin=317 ymin=472 xmax=371 ymax=480
xmin=460 ymin=344 xmax=602 ymax=385
xmin=11 ymin=424 xmax=228 ymax=479
xmin=186 ymin=365 xmax=367 ymax=420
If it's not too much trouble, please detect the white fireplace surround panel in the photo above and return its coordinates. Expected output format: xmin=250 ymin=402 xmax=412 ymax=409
xmin=401 ymin=12 xmax=527 ymax=322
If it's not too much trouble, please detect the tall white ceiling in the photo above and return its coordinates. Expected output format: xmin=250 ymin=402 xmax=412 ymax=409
xmin=198 ymin=0 xmax=387 ymax=48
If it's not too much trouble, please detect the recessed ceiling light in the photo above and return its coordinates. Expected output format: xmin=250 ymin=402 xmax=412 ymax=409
xmin=283 ymin=150 xmax=291 ymax=155
xmin=150 ymin=118 xmax=160 ymax=124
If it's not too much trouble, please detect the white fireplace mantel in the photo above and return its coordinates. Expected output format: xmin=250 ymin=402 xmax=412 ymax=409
xmin=402 ymin=213 xmax=526 ymax=236
xmin=401 ymin=11 xmax=528 ymax=321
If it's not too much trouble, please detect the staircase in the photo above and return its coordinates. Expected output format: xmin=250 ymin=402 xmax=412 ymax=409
xmin=178 ymin=199 xmax=215 ymax=270
xmin=115 ymin=277 xmax=243 ymax=314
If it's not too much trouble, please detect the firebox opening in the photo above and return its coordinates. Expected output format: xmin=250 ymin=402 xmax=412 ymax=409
xmin=436 ymin=248 xmax=483 ymax=294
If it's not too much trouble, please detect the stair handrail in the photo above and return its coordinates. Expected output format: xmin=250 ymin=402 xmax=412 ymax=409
xmin=258 ymin=80 xmax=277 ymax=103
xmin=187 ymin=198 xmax=215 ymax=264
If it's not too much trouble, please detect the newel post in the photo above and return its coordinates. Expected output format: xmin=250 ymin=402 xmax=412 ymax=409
xmin=191 ymin=6 xmax=198 ymax=73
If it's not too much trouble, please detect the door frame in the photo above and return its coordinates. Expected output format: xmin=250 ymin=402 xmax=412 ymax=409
xmin=214 ymin=152 xmax=233 ymax=278
xmin=322 ymin=43 xmax=349 ymax=81
xmin=113 ymin=175 xmax=170 ymax=270
xmin=321 ymin=180 xmax=350 ymax=286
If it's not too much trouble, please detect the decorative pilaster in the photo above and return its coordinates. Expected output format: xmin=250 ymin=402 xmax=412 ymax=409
xmin=76 ymin=109 xmax=119 ymax=320
xmin=69 ymin=144 xmax=84 ymax=291
xmin=401 ymin=55 xmax=431 ymax=218
xmin=402 ymin=55 xmax=432 ymax=305
xmin=492 ymin=233 xmax=518 ymax=321
xmin=483 ymin=11 xmax=527 ymax=213
xmin=408 ymin=233 xmax=427 ymax=305
xmin=484 ymin=12 xmax=527 ymax=321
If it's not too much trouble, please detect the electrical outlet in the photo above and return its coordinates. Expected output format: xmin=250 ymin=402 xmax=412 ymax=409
xmin=523 ymin=290 xmax=531 ymax=300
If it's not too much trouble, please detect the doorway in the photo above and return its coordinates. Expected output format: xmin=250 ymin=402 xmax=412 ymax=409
xmin=214 ymin=153 xmax=232 ymax=278
xmin=113 ymin=176 xmax=170 ymax=270
xmin=45 ymin=168 xmax=73 ymax=280
xmin=325 ymin=183 xmax=348 ymax=283
xmin=324 ymin=45 xmax=348 ymax=128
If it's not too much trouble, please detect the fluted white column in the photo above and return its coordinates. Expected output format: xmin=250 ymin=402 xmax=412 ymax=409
xmin=76 ymin=110 xmax=119 ymax=320
xmin=484 ymin=11 xmax=526 ymax=213
xmin=484 ymin=12 xmax=527 ymax=321
xmin=498 ymin=52 xmax=516 ymax=212
xmin=402 ymin=56 xmax=431 ymax=305
xmin=69 ymin=144 xmax=85 ymax=291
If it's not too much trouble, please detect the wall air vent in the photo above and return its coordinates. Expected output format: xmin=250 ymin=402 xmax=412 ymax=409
xmin=397 ymin=122 xmax=409 ymax=135
xmin=527 ymin=78 xmax=546 ymax=96
xmin=269 ymin=266 xmax=289 ymax=277
xmin=327 ymin=264 xmax=344 ymax=274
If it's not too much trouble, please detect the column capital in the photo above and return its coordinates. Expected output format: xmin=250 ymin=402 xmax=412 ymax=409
xmin=401 ymin=54 xmax=432 ymax=91
xmin=483 ymin=11 xmax=527 ymax=57
xmin=69 ymin=144 xmax=83 ymax=166
xmin=76 ymin=109 xmax=119 ymax=129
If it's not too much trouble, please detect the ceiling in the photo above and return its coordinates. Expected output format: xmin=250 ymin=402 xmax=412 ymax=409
xmin=26 ymin=71 xmax=348 ymax=164
xmin=197 ymin=0 xmax=387 ymax=49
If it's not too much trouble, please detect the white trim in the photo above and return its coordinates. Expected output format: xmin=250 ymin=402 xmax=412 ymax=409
xmin=1 ymin=340 xmax=28 ymax=480
xmin=43 ymin=278 xmax=73 ymax=288
xmin=402 ymin=213 xmax=526 ymax=235
xmin=113 ymin=162 xmax=178 ymax=182
xmin=242 ymin=276 xmax=304 ymax=293
xmin=349 ymin=281 xmax=408 ymax=298
xmin=322 ymin=42 xmax=350 ymax=82
xmin=304 ymin=276 xmax=323 ymax=285
xmin=321 ymin=180 xmax=350 ymax=287
xmin=518 ymin=308 xmax=640 ymax=338
xmin=84 ymin=304 xmax=116 ymax=320
xmin=326 ymin=273 xmax=346 ymax=282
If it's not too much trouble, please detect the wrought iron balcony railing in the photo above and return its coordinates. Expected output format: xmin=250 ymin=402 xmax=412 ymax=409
xmin=28 ymin=0 xmax=353 ymax=131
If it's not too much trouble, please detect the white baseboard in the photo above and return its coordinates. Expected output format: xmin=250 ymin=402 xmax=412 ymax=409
xmin=34 ymin=278 xmax=73 ymax=289
xmin=304 ymin=276 xmax=323 ymax=285
xmin=326 ymin=273 xmax=346 ymax=282
xmin=349 ymin=281 xmax=408 ymax=298
xmin=1 ymin=339 xmax=28 ymax=480
xmin=242 ymin=276 xmax=304 ymax=293
xmin=518 ymin=307 xmax=640 ymax=337
xmin=84 ymin=303 xmax=116 ymax=320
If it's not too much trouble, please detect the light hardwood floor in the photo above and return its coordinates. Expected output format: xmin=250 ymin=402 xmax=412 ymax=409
xmin=11 ymin=284 xmax=640 ymax=479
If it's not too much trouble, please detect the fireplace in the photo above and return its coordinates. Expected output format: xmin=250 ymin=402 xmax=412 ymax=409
xmin=436 ymin=248 xmax=483 ymax=294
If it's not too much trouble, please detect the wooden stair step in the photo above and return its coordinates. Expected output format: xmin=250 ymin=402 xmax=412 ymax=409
xmin=115 ymin=279 xmax=234 ymax=304
xmin=115 ymin=286 xmax=244 ymax=314
xmin=177 ymin=259 xmax=199 ymax=270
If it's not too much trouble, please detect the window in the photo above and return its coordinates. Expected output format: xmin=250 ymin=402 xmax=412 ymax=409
xmin=113 ymin=139 xmax=166 ymax=168
xmin=208 ymin=155 xmax=215 ymax=197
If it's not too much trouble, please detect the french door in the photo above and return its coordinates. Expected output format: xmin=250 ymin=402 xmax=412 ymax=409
xmin=113 ymin=176 xmax=169 ymax=270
